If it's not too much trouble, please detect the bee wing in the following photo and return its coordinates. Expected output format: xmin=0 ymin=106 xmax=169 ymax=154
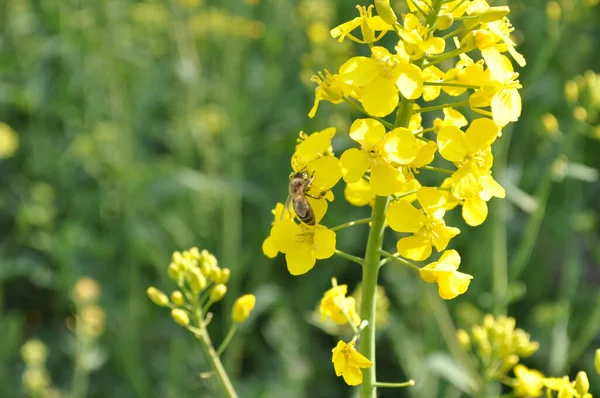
xmin=293 ymin=196 xmax=310 ymax=218
xmin=281 ymin=195 xmax=294 ymax=221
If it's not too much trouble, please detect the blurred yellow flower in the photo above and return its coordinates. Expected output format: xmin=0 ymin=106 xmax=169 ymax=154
xmin=319 ymin=283 xmax=360 ymax=326
xmin=0 ymin=122 xmax=19 ymax=158
xmin=331 ymin=340 xmax=372 ymax=386
xmin=420 ymin=249 xmax=472 ymax=300
xmin=513 ymin=364 xmax=544 ymax=397
xmin=232 ymin=294 xmax=256 ymax=323
xmin=330 ymin=5 xmax=392 ymax=44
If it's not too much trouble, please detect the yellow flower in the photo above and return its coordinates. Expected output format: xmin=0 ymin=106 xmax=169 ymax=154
xmin=232 ymin=294 xmax=256 ymax=323
xmin=271 ymin=219 xmax=336 ymax=275
xmin=331 ymin=340 xmax=373 ymax=386
xmin=543 ymin=376 xmax=578 ymax=398
xmin=399 ymin=13 xmax=445 ymax=60
xmin=262 ymin=203 xmax=291 ymax=259
xmin=513 ymin=364 xmax=544 ymax=397
xmin=422 ymin=65 xmax=446 ymax=101
xmin=0 ymin=122 xmax=19 ymax=159
xmin=330 ymin=5 xmax=392 ymax=44
xmin=344 ymin=179 xmax=375 ymax=207
xmin=433 ymin=108 xmax=468 ymax=132
xmin=420 ymin=250 xmax=472 ymax=300
xmin=339 ymin=46 xmax=422 ymax=117
xmin=319 ymin=284 xmax=360 ymax=326
xmin=309 ymin=70 xmax=358 ymax=118
xmin=381 ymin=127 xmax=438 ymax=179
xmin=386 ymin=187 xmax=460 ymax=261
xmin=470 ymin=48 xmax=522 ymax=127
xmin=442 ymin=53 xmax=487 ymax=97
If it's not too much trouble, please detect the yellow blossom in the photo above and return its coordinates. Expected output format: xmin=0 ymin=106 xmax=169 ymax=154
xmin=386 ymin=188 xmax=460 ymax=261
xmin=262 ymin=203 xmax=291 ymax=259
xmin=433 ymin=108 xmax=468 ymax=132
xmin=513 ymin=364 xmax=544 ymax=397
xmin=420 ymin=250 xmax=473 ymax=300
xmin=330 ymin=5 xmax=392 ymax=44
xmin=543 ymin=376 xmax=578 ymax=398
xmin=442 ymin=52 xmax=486 ymax=97
xmin=399 ymin=13 xmax=446 ymax=60
xmin=271 ymin=219 xmax=336 ymax=275
xmin=331 ymin=340 xmax=373 ymax=386
xmin=232 ymin=294 xmax=256 ymax=323
xmin=319 ymin=284 xmax=360 ymax=326
xmin=309 ymin=70 xmax=358 ymax=118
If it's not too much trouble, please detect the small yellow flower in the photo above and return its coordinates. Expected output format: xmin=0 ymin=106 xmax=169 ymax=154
xmin=232 ymin=294 xmax=256 ymax=323
xmin=513 ymin=364 xmax=544 ymax=397
xmin=331 ymin=340 xmax=373 ymax=386
xmin=309 ymin=71 xmax=358 ymax=118
xmin=330 ymin=5 xmax=392 ymax=44
xmin=399 ymin=13 xmax=445 ymax=60
xmin=420 ymin=250 xmax=472 ymax=300
xmin=319 ymin=284 xmax=360 ymax=326
xmin=386 ymin=188 xmax=460 ymax=261
xmin=271 ymin=219 xmax=336 ymax=275
xmin=0 ymin=122 xmax=19 ymax=159
xmin=543 ymin=376 xmax=578 ymax=398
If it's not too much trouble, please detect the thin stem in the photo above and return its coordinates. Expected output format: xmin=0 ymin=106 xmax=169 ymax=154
xmin=413 ymin=101 xmax=469 ymax=114
xmin=334 ymin=250 xmax=365 ymax=266
xmin=71 ymin=304 xmax=91 ymax=398
xmin=441 ymin=25 xmax=466 ymax=41
xmin=216 ymin=324 xmax=238 ymax=356
xmin=422 ymin=165 xmax=455 ymax=174
xmin=423 ymin=48 xmax=465 ymax=67
xmin=359 ymin=196 xmax=390 ymax=398
xmin=343 ymin=98 xmax=394 ymax=129
xmin=379 ymin=250 xmax=421 ymax=272
xmin=423 ymin=81 xmax=479 ymax=89
xmin=374 ymin=381 xmax=416 ymax=388
xmin=342 ymin=310 xmax=360 ymax=335
xmin=330 ymin=217 xmax=372 ymax=232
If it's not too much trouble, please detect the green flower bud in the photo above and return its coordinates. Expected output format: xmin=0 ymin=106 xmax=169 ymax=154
xmin=436 ymin=13 xmax=453 ymax=30
xmin=501 ymin=354 xmax=519 ymax=373
xmin=171 ymin=309 xmax=190 ymax=327
xmin=565 ymin=80 xmax=579 ymax=103
xmin=147 ymin=287 xmax=170 ymax=307
xmin=542 ymin=113 xmax=560 ymax=136
xmin=170 ymin=291 xmax=185 ymax=306
xmin=595 ymin=349 xmax=600 ymax=374
xmin=456 ymin=329 xmax=471 ymax=350
xmin=21 ymin=340 xmax=48 ymax=365
xmin=168 ymin=263 xmax=181 ymax=281
xmin=217 ymin=268 xmax=231 ymax=284
xmin=210 ymin=284 xmax=227 ymax=302
xmin=374 ymin=0 xmax=397 ymax=25
xmin=459 ymin=31 xmax=477 ymax=53
xmin=189 ymin=269 xmax=207 ymax=293
xmin=546 ymin=1 xmax=561 ymax=21
xmin=575 ymin=371 xmax=589 ymax=395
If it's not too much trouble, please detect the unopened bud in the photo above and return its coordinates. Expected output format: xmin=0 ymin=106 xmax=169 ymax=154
xmin=456 ymin=329 xmax=471 ymax=350
xmin=189 ymin=269 xmax=207 ymax=293
xmin=374 ymin=0 xmax=397 ymax=25
xmin=483 ymin=314 xmax=494 ymax=331
xmin=147 ymin=287 xmax=170 ymax=307
xmin=595 ymin=349 xmax=600 ymax=374
xmin=232 ymin=294 xmax=256 ymax=323
xmin=501 ymin=354 xmax=519 ymax=372
xmin=72 ymin=277 xmax=101 ymax=303
xmin=575 ymin=371 xmax=589 ymax=395
xmin=21 ymin=340 xmax=48 ymax=365
xmin=546 ymin=1 xmax=561 ymax=21
xmin=565 ymin=80 xmax=579 ymax=102
xmin=573 ymin=106 xmax=588 ymax=122
xmin=171 ymin=309 xmax=190 ymax=327
xmin=170 ymin=291 xmax=185 ymax=306
xmin=436 ymin=13 xmax=454 ymax=30
xmin=475 ymin=6 xmax=510 ymax=22
xmin=217 ymin=268 xmax=231 ymax=284
xmin=542 ymin=113 xmax=560 ymax=136
xmin=459 ymin=31 xmax=477 ymax=52
xmin=210 ymin=284 xmax=227 ymax=302
xmin=168 ymin=263 xmax=182 ymax=281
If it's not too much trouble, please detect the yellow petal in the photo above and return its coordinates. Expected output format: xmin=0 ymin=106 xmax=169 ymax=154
xmin=382 ymin=127 xmax=419 ymax=165
xmin=307 ymin=155 xmax=343 ymax=192
xmin=345 ymin=179 xmax=375 ymax=207
xmin=340 ymin=148 xmax=370 ymax=183
xmin=417 ymin=187 xmax=447 ymax=216
xmin=411 ymin=140 xmax=437 ymax=167
xmin=362 ymin=76 xmax=399 ymax=117
xmin=332 ymin=341 xmax=346 ymax=376
xmin=285 ymin=246 xmax=316 ymax=275
xmin=349 ymin=118 xmax=386 ymax=150
xmin=387 ymin=200 xmax=426 ymax=232
xmin=438 ymin=249 xmax=461 ymax=268
xmin=397 ymin=235 xmax=432 ymax=261
xmin=479 ymin=174 xmax=505 ymax=199
xmin=271 ymin=219 xmax=301 ymax=253
xmin=309 ymin=87 xmax=323 ymax=118
xmin=465 ymin=118 xmax=499 ymax=152
xmin=313 ymin=227 xmax=336 ymax=259
xmin=492 ymin=88 xmax=521 ymax=127
xmin=431 ymin=224 xmax=460 ymax=252
xmin=342 ymin=365 xmax=364 ymax=386
xmin=424 ymin=36 xmax=445 ymax=55
xmin=420 ymin=264 xmax=438 ymax=283
xmin=339 ymin=56 xmax=379 ymax=86
xmin=330 ymin=17 xmax=361 ymax=41
xmin=463 ymin=197 xmax=487 ymax=226
xmin=370 ymin=158 xmax=406 ymax=196
xmin=437 ymin=126 xmax=469 ymax=162
xmin=437 ymin=271 xmax=472 ymax=300
xmin=307 ymin=197 xmax=328 ymax=224
xmin=452 ymin=166 xmax=482 ymax=199
xmin=350 ymin=349 xmax=373 ymax=368
xmin=396 ymin=64 xmax=423 ymax=100
xmin=262 ymin=236 xmax=279 ymax=258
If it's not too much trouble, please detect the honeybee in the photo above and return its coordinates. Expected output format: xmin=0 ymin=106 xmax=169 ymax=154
xmin=284 ymin=170 xmax=325 ymax=226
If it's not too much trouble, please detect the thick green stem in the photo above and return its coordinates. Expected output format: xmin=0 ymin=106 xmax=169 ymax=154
xmin=359 ymin=196 xmax=390 ymax=398
xmin=197 ymin=326 xmax=239 ymax=398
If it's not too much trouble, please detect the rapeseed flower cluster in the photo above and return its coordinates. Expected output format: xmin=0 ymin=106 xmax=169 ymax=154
xmin=263 ymin=0 xmax=525 ymax=388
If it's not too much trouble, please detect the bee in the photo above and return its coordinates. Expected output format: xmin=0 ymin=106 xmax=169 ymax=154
xmin=284 ymin=170 xmax=325 ymax=226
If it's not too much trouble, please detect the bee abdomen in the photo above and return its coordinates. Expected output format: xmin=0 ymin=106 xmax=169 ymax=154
xmin=298 ymin=211 xmax=316 ymax=226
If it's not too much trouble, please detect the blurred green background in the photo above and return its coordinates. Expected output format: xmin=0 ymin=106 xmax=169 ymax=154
xmin=1 ymin=0 xmax=600 ymax=397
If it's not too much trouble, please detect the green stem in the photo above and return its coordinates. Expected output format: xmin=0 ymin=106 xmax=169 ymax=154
xmin=423 ymin=81 xmax=479 ymax=89
xmin=71 ymin=304 xmax=91 ymax=398
xmin=379 ymin=250 xmax=421 ymax=272
xmin=216 ymin=324 xmax=238 ymax=356
xmin=343 ymin=98 xmax=394 ymax=129
xmin=334 ymin=250 xmax=365 ymax=266
xmin=422 ymin=165 xmax=455 ymax=174
xmin=374 ymin=381 xmax=416 ymax=388
xmin=423 ymin=48 xmax=465 ymax=68
xmin=441 ymin=25 xmax=466 ymax=41
xmin=330 ymin=217 xmax=372 ymax=232
xmin=413 ymin=101 xmax=469 ymax=114
xmin=359 ymin=196 xmax=390 ymax=398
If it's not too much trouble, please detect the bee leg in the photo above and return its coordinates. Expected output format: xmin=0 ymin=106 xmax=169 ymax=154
xmin=306 ymin=191 xmax=327 ymax=200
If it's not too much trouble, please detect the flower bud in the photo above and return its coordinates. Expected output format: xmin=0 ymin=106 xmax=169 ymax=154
xmin=573 ymin=106 xmax=587 ymax=122
xmin=459 ymin=32 xmax=477 ymax=53
xmin=542 ymin=113 xmax=560 ymax=136
xmin=374 ymin=0 xmax=397 ymax=25
xmin=232 ymin=294 xmax=256 ymax=323
xmin=170 ymin=291 xmax=185 ymax=306
xmin=80 ymin=305 xmax=106 ymax=337
xmin=189 ymin=269 xmax=207 ymax=293
xmin=147 ymin=287 xmax=170 ymax=307
xmin=456 ymin=329 xmax=471 ymax=350
xmin=483 ymin=314 xmax=495 ymax=331
xmin=72 ymin=277 xmax=101 ymax=303
xmin=565 ymin=80 xmax=579 ymax=103
xmin=475 ymin=6 xmax=510 ymax=23
xmin=168 ymin=263 xmax=182 ymax=281
xmin=171 ymin=309 xmax=190 ymax=327
xmin=21 ymin=340 xmax=48 ymax=365
xmin=501 ymin=354 xmax=519 ymax=373
xmin=595 ymin=349 xmax=600 ymax=374
xmin=210 ymin=284 xmax=227 ymax=302
xmin=217 ymin=268 xmax=231 ymax=284
xmin=436 ymin=13 xmax=454 ymax=30
xmin=546 ymin=1 xmax=561 ymax=21
xmin=575 ymin=371 xmax=589 ymax=395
